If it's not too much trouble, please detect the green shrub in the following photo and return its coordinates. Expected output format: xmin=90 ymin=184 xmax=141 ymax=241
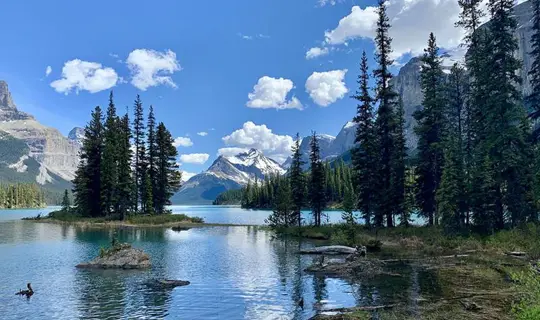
xmin=511 ymin=267 xmax=540 ymax=319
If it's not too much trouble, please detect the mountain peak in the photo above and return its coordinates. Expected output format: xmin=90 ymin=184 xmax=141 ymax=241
xmin=68 ymin=127 xmax=85 ymax=146
xmin=0 ymin=80 xmax=34 ymax=121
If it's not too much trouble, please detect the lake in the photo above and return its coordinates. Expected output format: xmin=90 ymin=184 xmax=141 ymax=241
xmin=0 ymin=206 xmax=434 ymax=319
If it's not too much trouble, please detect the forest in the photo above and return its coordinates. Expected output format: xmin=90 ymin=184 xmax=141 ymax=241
xmin=71 ymin=93 xmax=181 ymax=219
xmin=0 ymin=183 xmax=45 ymax=209
xmin=216 ymin=0 xmax=540 ymax=236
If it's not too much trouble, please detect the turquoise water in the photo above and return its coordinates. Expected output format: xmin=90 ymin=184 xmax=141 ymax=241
xmin=0 ymin=206 xmax=430 ymax=319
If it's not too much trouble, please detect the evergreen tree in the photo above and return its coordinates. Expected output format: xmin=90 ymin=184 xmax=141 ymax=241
xmin=414 ymin=33 xmax=446 ymax=225
xmin=61 ymin=189 xmax=71 ymax=212
xmin=133 ymin=95 xmax=147 ymax=212
xmin=154 ymin=123 xmax=182 ymax=213
xmin=529 ymin=0 xmax=540 ymax=138
xmin=289 ymin=133 xmax=305 ymax=227
xmin=352 ymin=50 xmax=377 ymax=228
xmin=101 ymin=92 xmax=119 ymax=216
xmin=266 ymin=178 xmax=294 ymax=228
xmin=373 ymin=0 xmax=399 ymax=227
xmin=117 ymin=113 xmax=133 ymax=220
xmin=73 ymin=106 xmax=104 ymax=217
xmin=437 ymin=64 xmax=468 ymax=230
xmin=147 ymin=105 xmax=158 ymax=211
xmin=309 ymin=132 xmax=326 ymax=226
xmin=483 ymin=0 xmax=535 ymax=228
xmin=392 ymin=95 xmax=408 ymax=225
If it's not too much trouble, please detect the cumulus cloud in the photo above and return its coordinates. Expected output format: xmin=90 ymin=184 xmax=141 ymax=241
xmin=50 ymin=59 xmax=118 ymax=94
xmin=179 ymin=153 xmax=210 ymax=164
xmin=173 ymin=136 xmax=193 ymax=148
xmin=197 ymin=132 xmax=208 ymax=136
xmin=246 ymin=76 xmax=302 ymax=110
xmin=127 ymin=49 xmax=181 ymax=91
xmin=306 ymin=47 xmax=330 ymax=60
xmin=305 ymin=69 xmax=348 ymax=107
xmin=217 ymin=147 xmax=250 ymax=157
xmin=222 ymin=121 xmax=293 ymax=162
xmin=181 ymin=171 xmax=197 ymax=182
xmin=323 ymin=0 xmax=466 ymax=60
xmin=45 ymin=66 xmax=52 ymax=77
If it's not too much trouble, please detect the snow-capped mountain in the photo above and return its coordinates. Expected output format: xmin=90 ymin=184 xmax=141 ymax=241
xmin=283 ymin=121 xmax=358 ymax=169
xmin=172 ymin=148 xmax=286 ymax=204
xmin=68 ymin=127 xmax=85 ymax=147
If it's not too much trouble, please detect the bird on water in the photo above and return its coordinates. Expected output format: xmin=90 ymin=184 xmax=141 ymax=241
xmin=15 ymin=283 xmax=33 ymax=297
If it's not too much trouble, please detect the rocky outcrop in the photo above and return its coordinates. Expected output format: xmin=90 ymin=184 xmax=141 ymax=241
xmin=68 ymin=127 xmax=85 ymax=147
xmin=0 ymin=81 xmax=33 ymax=122
xmin=76 ymin=243 xmax=151 ymax=269
xmin=0 ymin=80 xmax=80 ymax=183
xmin=146 ymin=279 xmax=190 ymax=289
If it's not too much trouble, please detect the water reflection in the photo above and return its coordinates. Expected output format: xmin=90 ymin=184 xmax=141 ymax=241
xmin=1 ymin=207 xmax=440 ymax=320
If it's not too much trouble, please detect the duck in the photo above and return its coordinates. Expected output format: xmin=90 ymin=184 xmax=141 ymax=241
xmin=15 ymin=283 xmax=33 ymax=297
xmin=297 ymin=297 xmax=304 ymax=309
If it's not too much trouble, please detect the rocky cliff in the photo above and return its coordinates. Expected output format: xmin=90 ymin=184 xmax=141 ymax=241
xmin=391 ymin=0 xmax=534 ymax=149
xmin=0 ymin=80 xmax=80 ymax=185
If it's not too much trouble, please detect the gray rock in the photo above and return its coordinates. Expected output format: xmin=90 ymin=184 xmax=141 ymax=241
xmin=146 ymin=279 xmax=190 ymax=289
xmin=0 ymin=81 xmax=34 ymax=122
xmin=76 ymin=244 xmax=151 ymax=269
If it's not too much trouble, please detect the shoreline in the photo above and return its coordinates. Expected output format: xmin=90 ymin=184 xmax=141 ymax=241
xmin=24 ymin=218 xmax=259 ymax=228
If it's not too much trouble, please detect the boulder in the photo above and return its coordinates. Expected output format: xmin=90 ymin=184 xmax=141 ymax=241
xmin=76 ymin=243 xmax=151 ymax=269
xmin=299 ymin=245 xmax=357 ymax=255
xmin=146 ymin=279 xmax=191 ymax=289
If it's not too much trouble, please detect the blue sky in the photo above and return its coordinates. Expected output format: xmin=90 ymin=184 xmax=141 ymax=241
xmin=0 ymin=0 xmax=469 ymax=178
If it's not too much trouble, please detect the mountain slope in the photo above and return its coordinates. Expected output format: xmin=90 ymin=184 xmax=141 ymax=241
xmin=172 ymin=148 xmax=286 ymax=204
xmin=0 ymin=80 xmax=80 ymax=189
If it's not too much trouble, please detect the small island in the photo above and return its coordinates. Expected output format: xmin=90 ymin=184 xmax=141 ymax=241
xmin=76 ymin=242 xmax=151 ymax=269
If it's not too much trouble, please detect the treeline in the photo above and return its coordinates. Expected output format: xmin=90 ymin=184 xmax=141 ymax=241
xmin=72 ymin=93 xmax=181 ymax=219
xmin=213 ymin=189 xmax=243 ymax=205
xmin=0 ymin=183 xmax=45 ymax=209
xmin=266 ymin=0 xmax=540 ymax=234
xmin=230 ymin=160 xmax=353 ymax=209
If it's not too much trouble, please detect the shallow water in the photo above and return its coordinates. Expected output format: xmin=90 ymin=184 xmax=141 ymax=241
xmin=0 ymin=206 xmax=437 ymax=319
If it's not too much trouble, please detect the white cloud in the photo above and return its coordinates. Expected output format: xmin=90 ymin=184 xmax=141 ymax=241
xmin=173 ymin=136 xmax=193 ymax=148
xmin=318 ymin=0 xmax=342 ymax=7
xmin=222 ymin=121 xmax=293 ymax=163
xmin=323 ymin=0 xmax=466 ymax=60
xmin=238 ymin=33 xmax=270 ymax=40
xmin=306 ymin=47 xmax=330 ymax=60
xmin=50 ymin=59 xmax=118 ymax=94
xmin=179 ymin=153 xmax=210 ymax=164
xmin=197 ymin=132 xmax=208 ymax=136
xmin=246 ymin=76 xmax=302 ymax=110
xmin=218 ymin=147 xmax=250 ymax=157
xmin=305 ymin=69 xmax=348 ymax=107
xmin=181 ymin=171 xmax=197 ymax=182
xmin=127 ymin=49 xmax=181 ymax=91
xmin=45 ymin=66 xmax=52 ymax=77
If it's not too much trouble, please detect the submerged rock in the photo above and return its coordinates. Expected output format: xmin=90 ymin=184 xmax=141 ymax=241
xmin=146 ymin=279 xmax=191 ymax=289
xmin=76 ymin=243 xmax=151 ymax=269
xmin=299 ymin=245 xmax=357 ymax=255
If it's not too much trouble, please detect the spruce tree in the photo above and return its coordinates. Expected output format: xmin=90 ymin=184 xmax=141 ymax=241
xmin=147 ymin=105 xmax=158 ymax=211
xmin=414 ymin=33 xmax=446 ymax=226
xmin=529 ymin=0 xmax=540 ymax=137
xmin=73 ymin=106 xmax=104 ymax=217
xmin=101 ymin=92 xmax=119 ymax=216
xmin=154 ymin=123 xmax=182 ymax=213
xmin=289 ymin=133 xmax=305 ymax=227
xmin=133 ymin=95 xmax=147 ymax=212
xmin=309 ymin=132 xmax=326 ymax=226
xmin=117 ymin=113 xmax=133 ymax=220
xmin=352 ymin=50 xmax=377 ymax=227
xmin=61 ymin=189 xmax=71 ymax=212
xmin=437 ymin=63 xmax=468 ymax=231
xmin=373 ymin=0 xmax=399 ymax=227
xmin=483 ymin=0 xmax=535 ymax=228
xmin=266 ymin=178 xmax=294 ymax=228
xmin=392 ymin=95 xmax=408 ymax=225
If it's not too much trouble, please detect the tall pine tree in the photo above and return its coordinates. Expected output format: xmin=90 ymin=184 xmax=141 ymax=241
xmin=309 ymin=132 xmax=326 ymax=227
xmin=373 ymin=0 xmax=399 ymax=227
xmin=392 ymin=94 xmax=408 ymax=225
xmin=414 ymin=33 xmax=446 ymax=226
xmin=154 ymin=123 xmax=182 ymax=214
xmin=133 ymin=95 xmax=147 ymax=212
xmin=147 ymin=105 xmax=158 ymax=212
xmin=101 ymin=92 xmax=119 ymax=216
xmin=352 ymin=50 xmax=377 ymax=228
xmin=289 ymin=133 xmax=305 ymax=227
xmin=117 ymin=112 xmax=133 ymax=220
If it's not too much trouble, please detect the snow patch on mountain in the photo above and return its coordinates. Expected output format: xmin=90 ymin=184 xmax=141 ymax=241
xmin=8 ymin=155 xmax=29 ymax=173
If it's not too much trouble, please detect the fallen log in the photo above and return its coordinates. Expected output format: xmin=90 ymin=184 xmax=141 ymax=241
xmin=505 ymin=251 xmax=527 ymax=257
xmin=320 ymin=304 xmax=396 ymax=313
xmin=299 ymin=245 xmax=357 ymax=255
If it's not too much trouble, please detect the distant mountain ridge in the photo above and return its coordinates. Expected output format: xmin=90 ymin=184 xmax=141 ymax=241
xmin=0 ymin=80 xmax=81 ymax=192
xmin=172 ymin=148 xmax=286 ymax=204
